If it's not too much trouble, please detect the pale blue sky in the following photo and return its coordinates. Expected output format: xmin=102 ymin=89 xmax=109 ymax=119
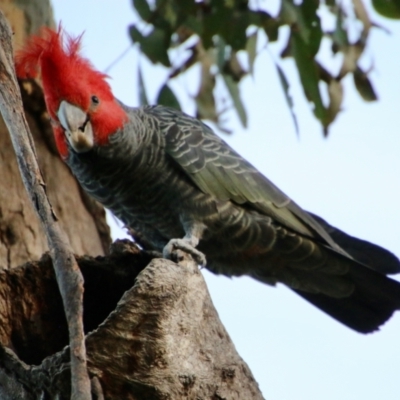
xmin=52 ymin=1 xmax=400 ymax=399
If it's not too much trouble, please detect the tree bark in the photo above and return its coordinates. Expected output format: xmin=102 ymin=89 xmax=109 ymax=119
xmin=0 ymin=241 xmax=264 ymax=399
xmin=0 ymin=0 xmax=110 ymax=270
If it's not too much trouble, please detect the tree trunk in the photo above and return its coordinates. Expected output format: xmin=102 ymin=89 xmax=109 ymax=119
xmin=0 ymin=0 xmax=110 ymax=269
xmin=0 ymin=242 xmax=263 ymax=399
xmin=0 ymin=1 xmax=265 ymax=398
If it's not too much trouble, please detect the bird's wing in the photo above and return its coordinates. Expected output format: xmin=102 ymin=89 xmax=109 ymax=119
xmin=158 ymin=107 xmax=341 ymax=250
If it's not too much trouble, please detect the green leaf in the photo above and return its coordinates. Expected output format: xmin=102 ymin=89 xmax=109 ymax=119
xmin=332 ymin=6 xmax=348 ymax=51
xmin=196 ymin=59 xmax=218 ymax=122
xmin=226 ymin=11 xmax=250 ymax=50
xmin=291 ymin=31 xmax=327 ymax=127
xmin=202 ymin=3 xmax=231 ymax=49
xmin=222 ymin=74 xmax=247 ymax=128
xmin=279 ymin=0 xmax=298 ymax=25
xmin=162 ymin=0 xmax=178 ymax=29
xmin=175 ymin=0 xmax=197 ymax=14
xmin=129 ymin=25 xmax=143 ymax=44
xmin=353 ymin=67 xmax=378 ymax=101
xmin=372 ymin=0 xmax=400 ymax=19
xmin=215 ymin=35 xmax=226 ymax=72
xmin=184 ymin=15 xmax=203 ymax=35
xmin=133 ymin=0 xmax=151 ymax=21
xmin=129 ymin=25 xmax=171 ymax=66
xmin=248 ymin=11 xmax=280 ymax=42
xmin=202 ymin=14 xmax=219 ymax=49
xmin=203 ymin=5 xmax=250 ymax=51
xmin=246 ymin=31 xmax=258 ymax=75
xmin=280 ymin=36 xmax=292 ymax=58
xmin=262 ymin=16 xmax=280 ymax=42
xmin=224 ymin=52 xmax=246 ymax=81
xmin=137 ymin=65 xmax=149 ymax=106
xmin=275 ymin=63 xmax=299 ymax=135
xmin=157 ymin=83 xmax=181 ymax=110
xmin=300 ymin=0 xmax=322 ymax=56
xmin=280 ymin=0 xmax=322 ymax=56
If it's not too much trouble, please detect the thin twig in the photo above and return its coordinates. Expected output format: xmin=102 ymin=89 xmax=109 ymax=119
xmin=103 ymin=44 xmax=133 ymax=73
xmin=0 ymin=12 xmax=91 ymax=400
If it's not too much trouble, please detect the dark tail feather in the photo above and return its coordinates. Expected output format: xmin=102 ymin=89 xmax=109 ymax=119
xmin=308 ymin=212 xmax=400 ymax=275
xmin=293 ymin=262 xmax=400 ymax=333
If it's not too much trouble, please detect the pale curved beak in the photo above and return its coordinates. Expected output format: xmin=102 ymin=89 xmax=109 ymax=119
xmin=57 ymin=100 xmax=94 ymax=153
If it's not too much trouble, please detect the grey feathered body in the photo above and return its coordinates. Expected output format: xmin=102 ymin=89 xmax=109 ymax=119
xmin=66 ymin=103 xmax=400 ymax=332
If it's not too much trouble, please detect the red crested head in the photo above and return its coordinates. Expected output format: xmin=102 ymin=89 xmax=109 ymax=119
xmin=16 ymin=26 xmax=128 ymax=157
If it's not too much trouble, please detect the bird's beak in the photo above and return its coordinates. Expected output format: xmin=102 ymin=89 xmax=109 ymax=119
xmin=57 ymin=100 xmax=94 ymax=153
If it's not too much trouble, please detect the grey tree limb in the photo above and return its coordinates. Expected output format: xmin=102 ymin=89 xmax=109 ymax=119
xmin=0 ymin=11 xmax=91 ymax=400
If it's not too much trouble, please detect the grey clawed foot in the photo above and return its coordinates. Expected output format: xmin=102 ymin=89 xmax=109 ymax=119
xmin=163 ymin=238 xmax=207 ymax=267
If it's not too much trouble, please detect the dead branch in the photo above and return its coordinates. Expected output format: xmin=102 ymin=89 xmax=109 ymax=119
xmin=0 ymin=11 xmax=91 ymax=400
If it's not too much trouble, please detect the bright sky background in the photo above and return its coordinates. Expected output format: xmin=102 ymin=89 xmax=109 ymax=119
xmin=52 ymin=1 xmax=400 ymax=399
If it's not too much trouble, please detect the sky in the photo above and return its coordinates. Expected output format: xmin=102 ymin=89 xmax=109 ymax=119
xmin=52 ymin=1 xmax=400 ymax=399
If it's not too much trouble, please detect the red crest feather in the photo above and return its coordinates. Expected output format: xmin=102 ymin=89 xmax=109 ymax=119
xmin=15 ymin=26 xmax=127 ymax=157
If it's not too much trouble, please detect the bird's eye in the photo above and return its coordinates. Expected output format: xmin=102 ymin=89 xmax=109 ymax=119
xmin=91 ymin=95 xmax=100 ymax=105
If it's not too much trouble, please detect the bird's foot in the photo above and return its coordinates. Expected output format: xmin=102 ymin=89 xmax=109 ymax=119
xmin=163 ymin=238 xmax=206 ymax=267
xmin=145 ymin=250 xmax=163 ymax=259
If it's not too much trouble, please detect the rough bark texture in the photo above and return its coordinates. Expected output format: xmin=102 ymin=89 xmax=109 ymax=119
xmin=2 ymin=0 xmax=54 ymax=46
xmin=0 ymin=8 xmax=95 ymax=397
xmin=0 ymin=0 xmax=110 ymax=270
xmin=0 ymin=241 xmax=264 ymax=399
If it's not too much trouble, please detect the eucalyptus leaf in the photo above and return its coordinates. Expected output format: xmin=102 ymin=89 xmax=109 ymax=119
xmin=216 ymin=36 xmax=226 ymax=72
xmin=300 ymin=0 xmax=322 ymax=56
xmin=138 ymin=65 xmax=149 ymax=106
xmin=291 ymin=31 xmax=327 ymax=127
xmin=133 ymin=0 xmax=151 ymax=21
xmin=128 ymin=0 xmax=391 ymax=138
xmin=262 ymin=15 xmax=280 ymax=42
xmin=129 ymin=25 xmax=143 ymax=44
xmin=279 ymin=0 xmax=298 ymax=25
xmin=353 ymin=67 xmax=378 ymax=101
xmin=275 ymin=63 xmax=299 ymax=135
xmin=129 ymin=26 xmax=171 ymax=66
xmin=184 ymin=15 xmax=203 ymax=35
xmin=332 ymin=6 xmax=348 ymax=51
xmin=372 ymin=0 xmax=400 ymax=19
xmin=246 ymin=31 xmax=257 ymax=76
xmin=222 ymin=74 xmax=247 ymax=128
xmin=227 ymin=12 xmax=249 ymax=50
xmin=157 ymin=83 xmax=181 ymax=109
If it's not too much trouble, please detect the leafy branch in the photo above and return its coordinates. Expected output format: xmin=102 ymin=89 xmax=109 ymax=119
xmin=129 ymin=0 xmax=399 ymax=135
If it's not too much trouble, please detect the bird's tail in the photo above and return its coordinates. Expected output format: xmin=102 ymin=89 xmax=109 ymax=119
xmin=307 ymin=213 xmax=400 ymax=275
xmin=250 ymin=217 xmax=400 ymax=333
xmin=292 ymin=260 xmax=400 ymax=333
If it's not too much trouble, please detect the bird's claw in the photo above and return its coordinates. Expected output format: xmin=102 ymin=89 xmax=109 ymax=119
xmin=163 ymin=238 xmax=206 ymax=267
